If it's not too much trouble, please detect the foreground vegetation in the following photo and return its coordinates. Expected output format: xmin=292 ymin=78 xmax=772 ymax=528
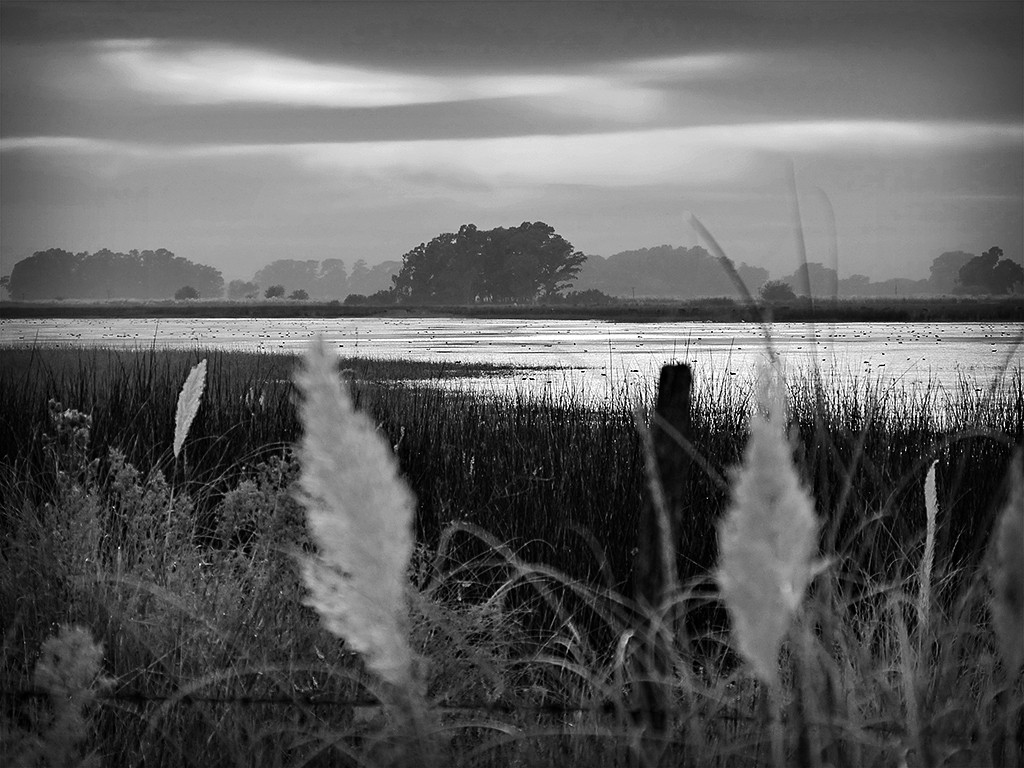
xmin=1 ymin=346 xmax=1021 ymax=767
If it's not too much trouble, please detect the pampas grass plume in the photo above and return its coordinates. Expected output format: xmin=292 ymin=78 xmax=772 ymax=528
xmin=717 ymin=362 xmax=819 ymax=686
xmin=173 ymin=358 xmax=207 ymax=459
xmin=30 ymin=625 xmax=109 ymax=767
xmin=990 ymin=448 xmax=1023 ymax=673
xmin=295 ymin=337 xmax=415 ymax=686
xmin=919 ymin=460 xmax=938 ymax=628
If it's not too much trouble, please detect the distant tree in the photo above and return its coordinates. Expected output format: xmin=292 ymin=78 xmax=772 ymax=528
xmin=227 ymin=279 xmax=260 ymax=300
xmin=759 ymin=280 xmax=797 ymax=303
xmin=174 ymin=285 xmax=200 ymax=300
xmin=264 ymin=284 xmax=285 ymax=299
xmin=483 ymin=222 xmax=586 ymax=301
xmin=992 ymin=257 xmax=1024 ymax=294
xmin=348 ymin=260 xmax=372 ymax=292
xmin=6 ymin=247 xmax=222 ymax=300
xmin=317 ymin=259 xmax=348 ymax=298
xmin=959 ymin=247 xmax=1023 ymax=294
xmin=288 ymin=288 xmax=309 ymax=300
xmin=343 ymin=293 xmax=368 ymax=305
xmin=391 ymin=226 xmax=482 ymax=303
xmin=788 ymin=262 xmax=838 ymax=297
xmin=928 ymin=251 xmax=974 ymax=293
xmin=8 ymin=249 xmax=79 ymax=300
xmin=838 ymin=274 xmax=872 ymax=296
xmin=560 ymin=289 xmax=617 ymax=306
xmin=253 ymin=260 xmax=320 ymax=296
xmin=571 ymin=244 xmax=767 ymax=300
xmin=390 ymin=221 xmax=584 ymax=304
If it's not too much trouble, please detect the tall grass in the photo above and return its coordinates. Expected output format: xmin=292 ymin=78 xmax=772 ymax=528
xmin=1 ymin=344 xmax=1021 ymax=766
xmin=2 ymin=346 xmax=1017 ymax=585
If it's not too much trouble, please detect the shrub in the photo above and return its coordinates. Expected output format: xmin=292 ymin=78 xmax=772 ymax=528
xmin=759 ymin=279 xmax=797 ymax=302
xmin=174 ymin=285 xmax=200 ymax=300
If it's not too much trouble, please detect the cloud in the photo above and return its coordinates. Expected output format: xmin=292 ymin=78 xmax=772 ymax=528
xmin=90 ymin=39 xmax=748 ymax=120
xmin=4 ymin=120 xmax=1017 ymax=191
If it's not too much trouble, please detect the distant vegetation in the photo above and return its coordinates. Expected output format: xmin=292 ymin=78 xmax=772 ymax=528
xmin=574 ymin=244 xmax=768 ymax=299
xmin=388 ymin=221 xmax=585 ymax=304
xmin=237 ymin=257 xmax=400 ymax=300
xmin=765 ymin=247 xmax=1024 ymax=299
xmin=5 ymin=248 xmax=223 ymax=301
xmin=2 ymin=234 xmax=1021 ymax=304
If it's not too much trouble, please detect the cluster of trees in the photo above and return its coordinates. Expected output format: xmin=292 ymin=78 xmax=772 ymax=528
xmin=3 ymin=236 xmax=1018 ymax=305
xmin=761 ymin=247 xmax=1023 ymax=300
xmin=226 ymin=259 xmax=399 ymax=301
xmin=572 ymin=245 xmax=769 ymax=299
xmin=388 ymin=222 xmax=586 ymax=304
xmin=954 ymin=247 xmax=1023 ymax=294
xmin=5 ymin=248 xmax=223 ymax=301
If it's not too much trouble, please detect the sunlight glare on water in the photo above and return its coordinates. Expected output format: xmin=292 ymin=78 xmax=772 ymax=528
xmin=1 ymin=318 xmax=1020 ymax=403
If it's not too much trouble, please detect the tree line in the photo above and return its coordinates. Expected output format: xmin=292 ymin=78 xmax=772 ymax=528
xmin=759 ymin=247 xmax=1023 ymax=300
xmin=2 ymin=235 xmax=1020 ymax=303
xmin=227 ymin=259 xmax=399 ymax=301
xmin=4 ymin=248 xmax=223 ymax=301
xmin=572 ymin=245 xmax=769 ymax=300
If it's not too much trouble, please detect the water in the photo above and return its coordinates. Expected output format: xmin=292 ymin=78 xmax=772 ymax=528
xmin=1 ymin=317 xmax=1020 ymax=401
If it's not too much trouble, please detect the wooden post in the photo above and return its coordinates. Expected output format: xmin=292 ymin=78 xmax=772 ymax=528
xmin=633 ymin=363 xmax=692 ymax=753
xmin=635 ymin=363 xmax=691 ymax=607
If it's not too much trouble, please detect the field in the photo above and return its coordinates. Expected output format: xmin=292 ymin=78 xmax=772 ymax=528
xmin=1 ymin=344 xmax=1022 ymax=767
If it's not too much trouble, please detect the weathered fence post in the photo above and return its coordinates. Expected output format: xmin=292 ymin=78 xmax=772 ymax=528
xmin=633 ymin=363 xmax=692 ymax=758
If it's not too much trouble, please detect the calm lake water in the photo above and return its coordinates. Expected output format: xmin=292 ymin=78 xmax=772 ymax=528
xmin=1 ymin=318 xmax=1020 ymax=401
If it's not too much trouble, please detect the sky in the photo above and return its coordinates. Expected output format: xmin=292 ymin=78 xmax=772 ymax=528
xmin=1 ymin=1 xmax=1021 ymax=283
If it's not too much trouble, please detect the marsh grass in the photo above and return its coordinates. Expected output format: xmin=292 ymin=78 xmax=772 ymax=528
xmin=1 ymin=344 xmax=1022 ymax=767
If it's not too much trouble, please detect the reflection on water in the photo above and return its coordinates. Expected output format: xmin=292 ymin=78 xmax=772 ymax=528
xmin=1 ymin=317 xmax=1020 ymax=401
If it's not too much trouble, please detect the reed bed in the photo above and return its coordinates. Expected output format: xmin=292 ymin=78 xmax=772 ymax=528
xmin=1 ymin=344 xmax=1021 ymax=767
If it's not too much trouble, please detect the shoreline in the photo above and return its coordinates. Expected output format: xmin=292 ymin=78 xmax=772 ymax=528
xmin=1 ymin=296 xmax=1022 ymax=322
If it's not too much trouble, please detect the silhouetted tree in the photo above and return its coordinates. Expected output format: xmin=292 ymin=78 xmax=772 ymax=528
xmin=174 ymin=285 xmax=200 ymax=300
xmin=288 ymin=289 xmax=309 ymax=300
xmin=959 ymin=247 xmax=1023 ymax=294
xmin=481 ymin=222 xmax=586 ymax=301
xmin=391 ymin=222 xmax=584 ymax=304
xmin=6 ymin=248 xmax=222 ymax=300
xmin=992 ymin=258 xmax=1024 ymax=293
xmin=264 ymin=284 xmax=285 ymax=299
xmin=759 ymin=279 xmax=797 ymax=302
xmin=929 ymin=251 xmax=974 ymax=293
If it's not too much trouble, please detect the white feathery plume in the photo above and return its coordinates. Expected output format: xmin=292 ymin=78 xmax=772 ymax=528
xmin=989 ymin=449 xmax=1023 ymax=673
xmin=173 ymin=358 xmax=207 ymax=459
xmin=294 ymin=337 xmax=414 ymax=686
xmin=717 ymin=360 xmax=819 ymax=686
xmin=918 ymin=461 xmax=938 ymax=629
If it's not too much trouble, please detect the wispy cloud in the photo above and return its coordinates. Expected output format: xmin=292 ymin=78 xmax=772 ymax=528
xmin=91 ymin=39 xmax=745 ymax=119
xmin=4 ymin=120 xmax=1017 ymax=190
